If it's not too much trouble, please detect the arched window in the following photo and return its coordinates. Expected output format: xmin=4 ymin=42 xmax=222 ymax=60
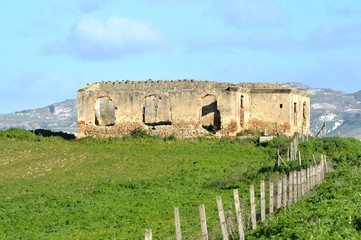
xmin=95 ymin=97 xmax=115 ymax=126
xmin=303 ymin=102 xmax=307 ymax=126
xmin=143 ymin=95 xmax=171 ymax=125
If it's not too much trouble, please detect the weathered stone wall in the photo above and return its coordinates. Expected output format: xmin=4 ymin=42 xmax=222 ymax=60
xmin=77 ymin=80 xmax=311 ymax=138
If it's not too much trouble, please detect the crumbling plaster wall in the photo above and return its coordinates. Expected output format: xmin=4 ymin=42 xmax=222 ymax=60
xmin=77 ymin=80 xmax=311 ymax=138
xmin=247 ymin=90 xmax=293 ymax=134
xmin=246 ymin=89 xmax=310 ymax=135
xmin=291 ymin=93 xmax=311 ymax=136
xmin=78 ymin=80 xmax=242 ymax=138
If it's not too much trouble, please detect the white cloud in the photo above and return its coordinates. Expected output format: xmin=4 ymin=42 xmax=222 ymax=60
xmin=215 ymin=0 xmax=285 ymax=29
xmin=45 ymin=16 xmax=169 ymax=61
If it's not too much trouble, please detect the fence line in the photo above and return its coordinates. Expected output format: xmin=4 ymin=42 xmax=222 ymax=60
xmin=145 ymin=156 xmax=329 ymax=239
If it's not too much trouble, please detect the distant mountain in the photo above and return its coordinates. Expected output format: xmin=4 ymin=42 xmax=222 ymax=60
xmin=352 ymin=90 xmax=361 ymax=102
xmin=282 ymin=83 xmax=361 ymax=139
xmin=1 ymin=84 xmax=361 ymax=138
xmin=0 ymin=99 xmax=78 ymax=134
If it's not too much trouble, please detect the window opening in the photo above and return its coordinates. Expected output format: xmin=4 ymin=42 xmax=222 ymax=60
xmin=143 ymin=95 xmax=171 ymax=126
xmin=302 ymin=102 xmax=307 ymax=126
xmin=240 ymin=95 xmax=245 ymax=127
xmin=201 ymin=94 xmax=221 ymax=133
xmin=95 ymin=97 xmax=115 ymax=126
xmin=294 ymin=102 xmax=298 ymax=126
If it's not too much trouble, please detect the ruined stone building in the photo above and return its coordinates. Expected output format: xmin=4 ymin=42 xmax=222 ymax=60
xmin=77 ymin=80 xmax=311 ymax=138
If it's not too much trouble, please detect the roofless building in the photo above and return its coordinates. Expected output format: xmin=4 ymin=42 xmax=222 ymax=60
xmin=77 ymin=80 xmax=311 ymax=138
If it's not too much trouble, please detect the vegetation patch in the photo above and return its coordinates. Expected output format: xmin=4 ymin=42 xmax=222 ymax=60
xmin=0 ymin=129 xmax=360 ymax=239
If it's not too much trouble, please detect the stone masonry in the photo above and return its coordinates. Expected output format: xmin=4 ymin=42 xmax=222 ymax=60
xmin=77 ymin=80 xmax=311 ymax=138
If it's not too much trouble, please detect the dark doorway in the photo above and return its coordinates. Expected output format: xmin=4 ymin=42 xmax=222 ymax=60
xmin=201 ymin=95 xmax=221 ymax=132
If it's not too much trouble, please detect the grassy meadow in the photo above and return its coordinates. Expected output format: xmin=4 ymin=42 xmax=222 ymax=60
xmin=0 ymin=129 xmax=360 ymax=239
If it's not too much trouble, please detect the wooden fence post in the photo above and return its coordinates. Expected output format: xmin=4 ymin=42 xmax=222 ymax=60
xmin=277 ymin=179 xmax=282 ymax=210
xmin=233 ymin=189 xmax=245 ymax=240
xmin=199 ymin=204 xmax=208 ymax=240
xmin=260 ymin=180 xmax=266 ymax=222
xmin=216 ymin=196 xmax=229 ymax=240
xmin=269 ymin=181 xmax=274 ymax=215
xmin=282 ymin=175 xmax=287 ymax=207
xmin=317 ymin=162 xmax=321 ymax=184
xmin=309 ymin=165 xmax=313 ymax=188
xmin=321 ymin=157 xmax=325 ymax=181
xmin=300 ymin=169 xmax=305 ymax=196
xmin=145 ymin=229 xmax=152 ymax=240
xmin=297 ymin=171 xmax=301 ymax=198
xmin=174 ymin=207 xmax=182 ymax=240
xmin=288 ymin=173 xmax=293 ymax=204
xmin=312 ymin=155 xmax=316 ymax=187
xmin=287 ymin=147 xmax=290 ymax=161
xmin=319 ymin=156 xmax=322 ymax=182
xmin=304 ymin=169 xmax=307 ymax=195
xmin=250 ymin=184 xmax=257 ymax=230
xmin=304 ymin=169 xmax=306 ymax=193
xmin=311 ymin=164 xmax=314 ymax=187
xmin=307 ymin=167 xmax=311 ymax=192
xmin=304 ymin=169 xmax=307 ymax=193
xmin=293 ymin=171 xmax=297 ymax=202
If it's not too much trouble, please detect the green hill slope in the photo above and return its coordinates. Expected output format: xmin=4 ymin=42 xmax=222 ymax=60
xmin=0 ymin=129 xmax=360 ymax=239
xmin=0 ymin=130 xmax=280 ymax=239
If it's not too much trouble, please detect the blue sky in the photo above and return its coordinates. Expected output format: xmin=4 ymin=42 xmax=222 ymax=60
xmin=1 ymin=0 xmax=361 ymax=114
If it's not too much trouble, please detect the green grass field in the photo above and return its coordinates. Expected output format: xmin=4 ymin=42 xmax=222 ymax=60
xmin=0 ymin=129 xmax=360 ymax=239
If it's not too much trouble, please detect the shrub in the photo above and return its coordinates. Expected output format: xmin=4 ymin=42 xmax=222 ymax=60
xmin=0 ymin=128 xmax=40 ymax=141
xmin=130 ymin=128 xmax=151 ymax=138
xmin=164 ymin=134 xmax=177 ymax=141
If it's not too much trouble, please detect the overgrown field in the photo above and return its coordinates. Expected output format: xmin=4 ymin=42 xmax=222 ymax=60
xmin=0 ymin=129 xmax=360 ymax=239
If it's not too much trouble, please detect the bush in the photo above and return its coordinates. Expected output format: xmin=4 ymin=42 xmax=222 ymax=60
xmin=0 ymin=128 xmax=40 ymax=141
xmin=130 ymin=128 xmax=151 ymax=138
xmin=164 ymin=134 xmax=177 ymax=141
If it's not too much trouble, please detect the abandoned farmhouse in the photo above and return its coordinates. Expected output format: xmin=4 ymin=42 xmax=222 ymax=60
xmin=77 ymin=80 xmax=311 ymax=138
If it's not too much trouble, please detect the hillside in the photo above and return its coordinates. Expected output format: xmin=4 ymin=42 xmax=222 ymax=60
xmin=0 ymin=83 xmax=361 ymax=138
xmin=352 ymin=90 xmax=361 ymax=101
xmin=0 ymin=99 xmax=77 ymax=134
xmin=0 ymin=130 xmax=360 ymax=239
xmin=0 ymin=130 xmax=279 ymax=239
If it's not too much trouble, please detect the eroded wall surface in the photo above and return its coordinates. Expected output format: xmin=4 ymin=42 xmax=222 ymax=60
xmin=77 ymin=80 xmax=311 ymax=138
